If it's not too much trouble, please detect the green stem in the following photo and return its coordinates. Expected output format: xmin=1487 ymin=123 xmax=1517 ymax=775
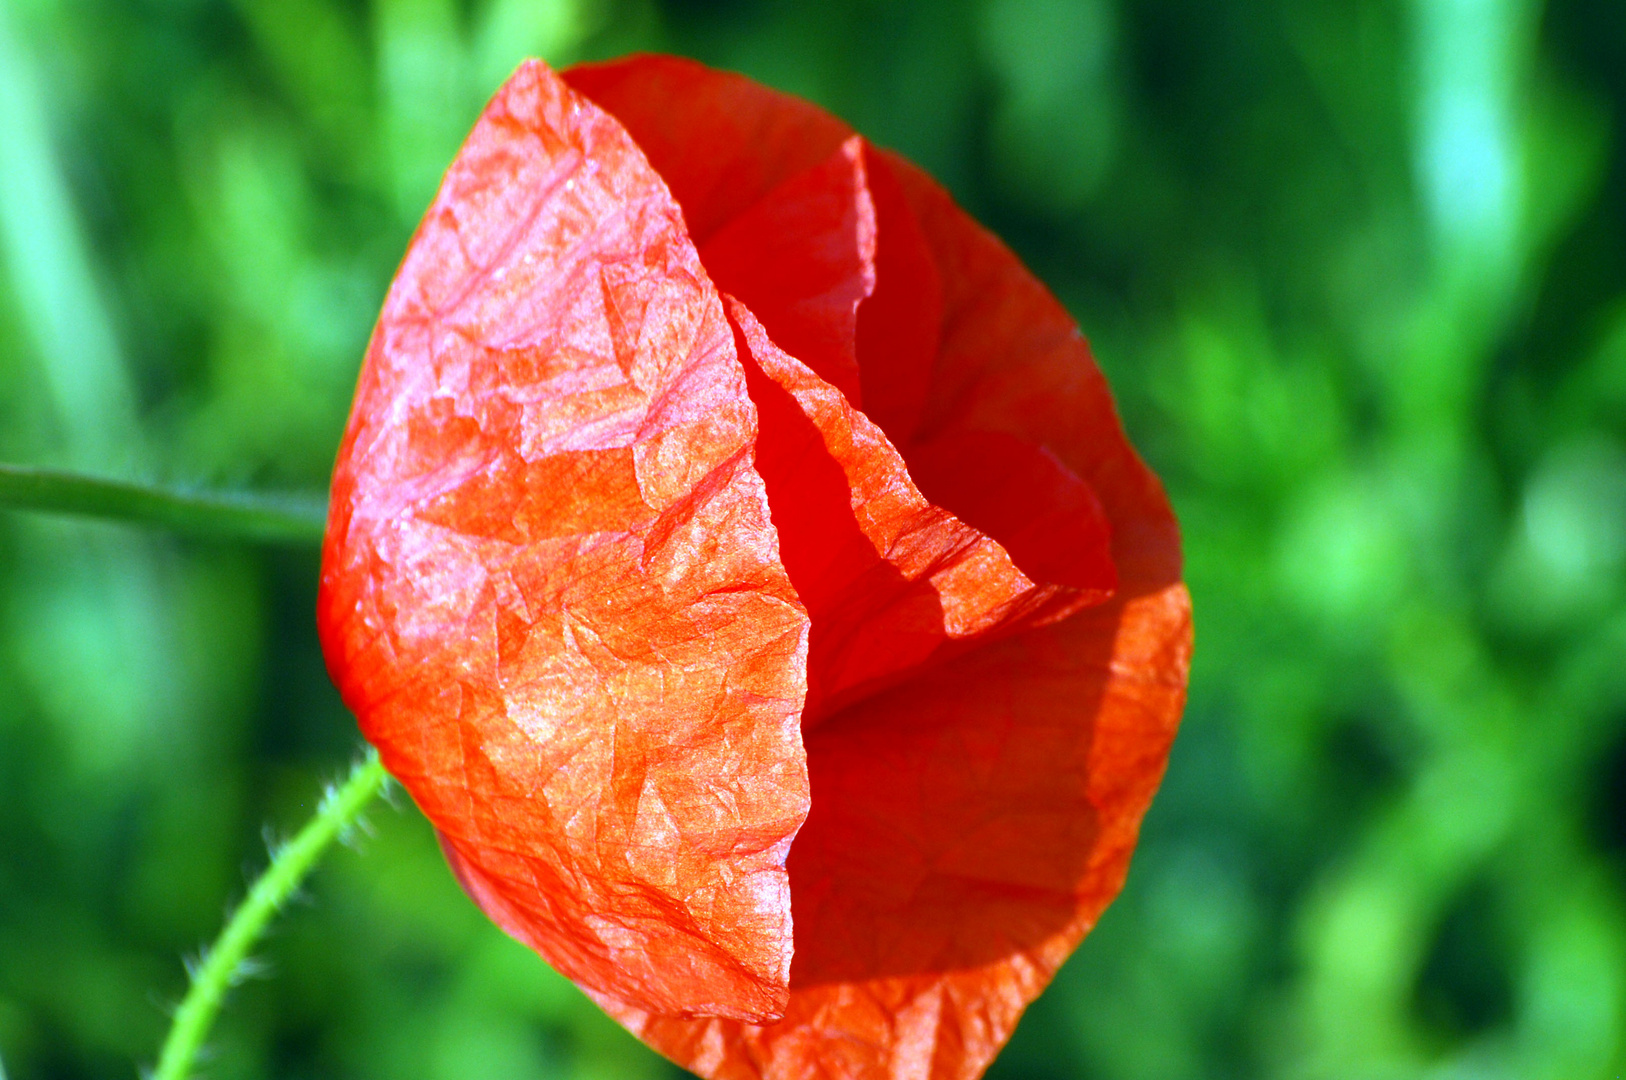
xmin=153 ymin=750 xmax=389 ymax=1080
xmin=0 ymin=463 xmax=326 ymax=545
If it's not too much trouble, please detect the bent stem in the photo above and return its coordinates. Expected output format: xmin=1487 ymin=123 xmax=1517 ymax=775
xmin=0 ymin=463 xmax=326 ymax=545
xmin=153 ymin=750 xmax=389 ymax=1080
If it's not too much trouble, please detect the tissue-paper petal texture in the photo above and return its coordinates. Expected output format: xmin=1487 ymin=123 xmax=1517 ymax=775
xmin=321 ymin=52 xmax=1191 ymax=1080
xmin=318 ymin=60 xmax=810 ymax=1021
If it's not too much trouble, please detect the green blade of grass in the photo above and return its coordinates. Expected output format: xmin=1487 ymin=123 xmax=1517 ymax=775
xmin=0 ymin=463 xmax=327 ymax=546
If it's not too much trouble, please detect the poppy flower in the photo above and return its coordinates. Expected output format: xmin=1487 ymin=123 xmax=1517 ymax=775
xmin=319 ymin=54 xmax=1190 ymax=1080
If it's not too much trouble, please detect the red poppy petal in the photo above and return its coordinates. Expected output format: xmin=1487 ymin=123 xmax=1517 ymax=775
xmin=726 ymin=298 xmax=1096 ymax=723
xmin=564 ymin=55 xmax=854 ymax=245
xmin=852 ymin=149 xmax=1114 ymax=602
xmin=701 ymin=136 xmax=876 ymax=407
xmin=853 ymin=147 xmax=942 ymax=446
xmin=318 ymin=60 xmax=810 ymax=1021
xmin=594 ymin=146 xmax=1190 ymax=1080
xmin=906 ymin=428 xmax=1115 ymax=594
xmin=886 ymin=150 xmax=1180 ymax=591
xmin=598 ymin=585 xmax=1191 ymax=1080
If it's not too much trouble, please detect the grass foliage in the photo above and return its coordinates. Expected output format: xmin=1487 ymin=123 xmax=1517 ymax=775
xmin=1 ymin=0 xmax=1624 ymax=1077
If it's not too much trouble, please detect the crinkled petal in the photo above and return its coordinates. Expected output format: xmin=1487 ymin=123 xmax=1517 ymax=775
xmin=906 ymin=428 xmax=1115 ymax=593
xmin=885 ymin=150 xmax=1180 ymax=590
xmin=599 ymin=147 xmax=1190 ymax=1080
xmin=600 ymin=585 xmax=1189 ymax=1080
xmin=725 ymin=299 xmax=1093 ymax=721
xmin=564 ymin=55 xmax=853 ymax=245
xmin=318 ymin=59 xmax=810 ymax=1021
xmin=702 ymin=136 xmax=876 ymax=406
xmin=567 ymin=56 xmax=1112 ymax=642
xmin=853 ymin=145 xmax=943 ymax=446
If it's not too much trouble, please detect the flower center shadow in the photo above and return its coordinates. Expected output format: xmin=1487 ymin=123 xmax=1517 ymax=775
xmin=744 ymin=339 xmax=1115 ymax=987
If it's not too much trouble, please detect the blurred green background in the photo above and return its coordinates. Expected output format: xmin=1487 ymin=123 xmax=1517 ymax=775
xmin=1 ymin=0 xmax=1624 ymax=1077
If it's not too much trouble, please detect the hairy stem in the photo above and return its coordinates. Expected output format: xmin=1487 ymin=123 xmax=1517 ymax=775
xmin=153 ymin=751 xmax=389 ymax=1080
xmin=0 ymin=463 xmax=326 ymax=545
